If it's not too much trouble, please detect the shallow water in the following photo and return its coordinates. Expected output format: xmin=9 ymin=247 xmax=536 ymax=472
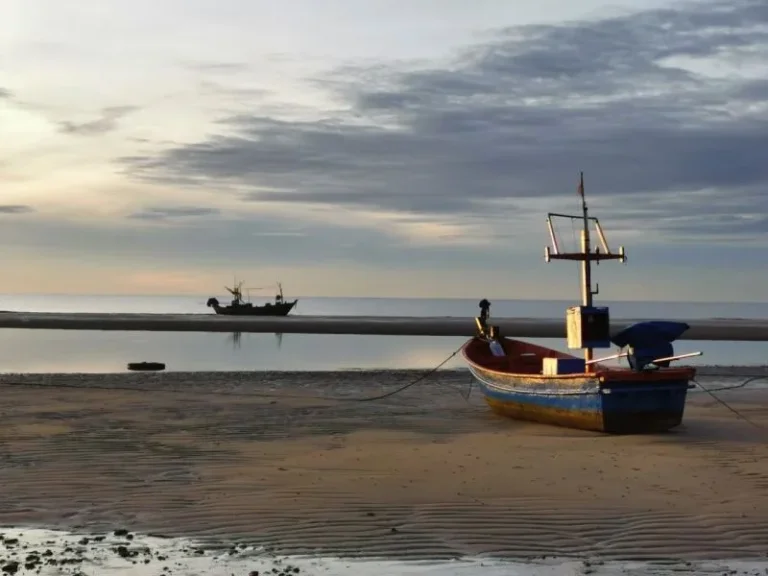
xmin=0 ymin=295 xmax=766 ymax=372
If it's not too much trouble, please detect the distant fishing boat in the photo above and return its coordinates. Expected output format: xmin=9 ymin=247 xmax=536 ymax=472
xmin=462 ymin=173 xmax=701 ymax=434
xmin=206 ymin=280 xmax=298 ymax=316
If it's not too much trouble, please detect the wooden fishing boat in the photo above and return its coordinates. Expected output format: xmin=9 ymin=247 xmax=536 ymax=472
xmin=207 ymin=280 xmax=298 ymax=316
xmin=462 ymin=173 xmax=701 ymax=434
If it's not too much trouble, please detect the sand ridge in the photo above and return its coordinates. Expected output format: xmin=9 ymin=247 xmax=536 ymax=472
xmin=0 ymin=371 xmax=766 ymax=562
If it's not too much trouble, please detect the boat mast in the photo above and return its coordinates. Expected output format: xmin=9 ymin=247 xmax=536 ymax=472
xmin=544 ymin=172 xmax=626 ymax=371
xmin=578 ymin=172 xmax=594 ymax=364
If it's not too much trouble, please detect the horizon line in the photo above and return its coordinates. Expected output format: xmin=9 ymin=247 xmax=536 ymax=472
xmin=1 ymin=292 xmax=767 ymax=306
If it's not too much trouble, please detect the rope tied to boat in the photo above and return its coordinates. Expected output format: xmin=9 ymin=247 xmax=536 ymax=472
xmin=692 ymin=377 xmax=766 ymax=429
xmin=0 ymin=344 xmax=466 ymax=404
xmin=1 ymin=356 xmax=765 ymax=424
xmin=341 ymin=344 xmax=464 ymax=402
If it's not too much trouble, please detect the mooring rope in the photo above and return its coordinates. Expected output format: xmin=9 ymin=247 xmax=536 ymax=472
xmin=693 ymin=377 xmax=766 ymax=429
xmin=0 ymin=357 xmax=764 ymax=427
xmin=0 ymin=346 xmax=465 ymax=404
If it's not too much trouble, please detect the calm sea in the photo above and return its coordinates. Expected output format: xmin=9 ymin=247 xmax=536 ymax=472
xmin=0 ymin=295 xmax=766 ymax=373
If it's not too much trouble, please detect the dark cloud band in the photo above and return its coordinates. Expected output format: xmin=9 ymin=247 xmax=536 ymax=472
xmin=121 ymin=0 xmax=768 ymax=239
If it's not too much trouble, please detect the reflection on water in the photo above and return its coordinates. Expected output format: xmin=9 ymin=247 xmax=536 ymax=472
xmin=0 ymin=329 xmax=474 ymax=373
xmin=0 ymin=295 xmax=766 ymax=372
xmin=229 ymin=331 xmax=241 ymax=349
xmin=228 ymin=332 xmax=283 ymax=350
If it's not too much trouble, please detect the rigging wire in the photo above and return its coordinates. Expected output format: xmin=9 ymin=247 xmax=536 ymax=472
xmin=570 ymin=214 xmax=580 ymax=295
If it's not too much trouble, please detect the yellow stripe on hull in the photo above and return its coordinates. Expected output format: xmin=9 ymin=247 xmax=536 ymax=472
xmin=484 ymin=397 xmax=604 ymax=432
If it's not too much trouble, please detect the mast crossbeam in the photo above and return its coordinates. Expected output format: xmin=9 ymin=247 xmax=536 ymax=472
xmin=547 ymin=252 xmax=625 ymax=262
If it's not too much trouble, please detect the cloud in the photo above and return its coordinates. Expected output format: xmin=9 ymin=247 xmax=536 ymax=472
xmin=120 ymin=0 xmax=768 ymax=243
xmin=0 ymin=205 xmax=35 ymax=215
xmin=128 ymin=205 xmax=221 ymax=221
xmin=0 ymin=87 xmax=11 ymax=99
xmin=0 ymin=208 xmax=501 ymax=278
xmin=59 ymin=105 xmax=139 ymax=136
xmin=182 ymin=61 xmax=252 ymax=75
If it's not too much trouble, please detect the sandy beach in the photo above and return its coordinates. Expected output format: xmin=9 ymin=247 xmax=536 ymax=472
xmin=0 ymin=370 xmax=767 ymax=570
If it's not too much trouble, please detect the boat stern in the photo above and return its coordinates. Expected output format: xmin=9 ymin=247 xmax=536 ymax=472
xmin=597 ymin=369 xmax=694 ymax=433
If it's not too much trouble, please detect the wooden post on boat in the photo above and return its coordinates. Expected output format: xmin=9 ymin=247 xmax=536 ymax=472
xmin=580 ymin=231 xmax=593 ymax=364
xmin=544 ymin=172 xmax=627 ymax=373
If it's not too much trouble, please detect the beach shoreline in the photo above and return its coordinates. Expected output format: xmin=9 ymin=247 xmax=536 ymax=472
xmin=1 ymin=528 xmax=767 ymax=576
xmin=0 ymin=363 xmax=767 ymax=378
xmin=0 ymin=370 xmax=766 ymax=567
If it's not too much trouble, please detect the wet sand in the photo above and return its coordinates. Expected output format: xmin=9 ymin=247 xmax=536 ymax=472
xmin=0 ymin=370 xmax=767 ymax=565
xmin=2 ymin=527 xmax=767 ymax=576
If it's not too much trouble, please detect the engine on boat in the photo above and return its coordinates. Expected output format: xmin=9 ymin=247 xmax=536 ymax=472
xmin=610 ymin=321 xmax=690 ymax=372
xmin=626 ymin=342 xmax=673 ymax=371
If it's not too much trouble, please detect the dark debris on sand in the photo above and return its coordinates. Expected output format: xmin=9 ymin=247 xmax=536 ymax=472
xmin=0 ymin=529 xmax=309 ymax=576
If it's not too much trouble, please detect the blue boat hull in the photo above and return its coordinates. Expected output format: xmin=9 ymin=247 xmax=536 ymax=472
xmin=463 ymin=338 xmax=695 ymax=434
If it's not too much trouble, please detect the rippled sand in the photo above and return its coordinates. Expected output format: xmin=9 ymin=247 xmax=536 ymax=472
xmin=0 ymin=370 xmax=766 ymax=566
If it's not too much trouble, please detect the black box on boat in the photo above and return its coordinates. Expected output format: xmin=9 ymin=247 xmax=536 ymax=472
xmin=566 ymin=306 xmax=611 ymax=349
xmin=542 ymin=357 xmax=587 ymax=375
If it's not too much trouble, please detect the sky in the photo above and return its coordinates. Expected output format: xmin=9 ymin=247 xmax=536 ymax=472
xmin=2 ymin=0 xmax=768 ymax=301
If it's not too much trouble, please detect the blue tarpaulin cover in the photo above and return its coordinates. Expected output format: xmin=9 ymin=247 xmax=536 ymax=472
xmin=611 ymin=321 xmax=690 ymax=348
